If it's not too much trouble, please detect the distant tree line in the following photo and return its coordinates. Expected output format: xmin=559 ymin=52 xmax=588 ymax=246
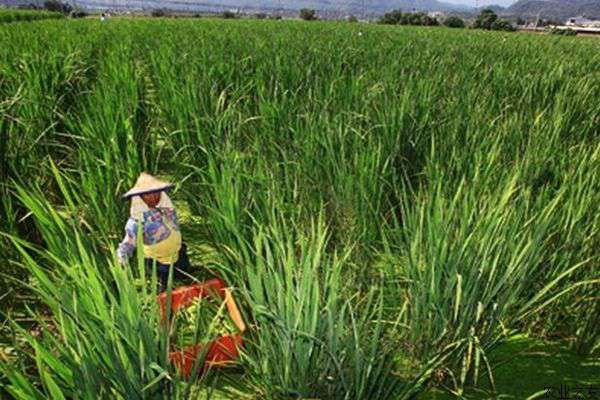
xmin=299 ymin=8 xmax=317 ymax=21
xmin=443 ymin=16 xmax=465 ymax=28
xmin=379 ymin=8 xmax=515 ymax=32
xmin=472 ymin=8 xmax=515 ymax=31
xmin=379 ymin=10 xmax=439 ymax=26
xmin=14 ymin=1 xmax=516 ymax=30
xmin=17 ymin=0 xmax=87 ymax=18
xmin=42 ymin=0 xmax=72 ymax=14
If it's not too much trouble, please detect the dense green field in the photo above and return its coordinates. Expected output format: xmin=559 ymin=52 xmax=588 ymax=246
xmin=0 ymin=18 xmax=598 ymax=399
xmin=0 ymin=9 xmax=63 ymax=23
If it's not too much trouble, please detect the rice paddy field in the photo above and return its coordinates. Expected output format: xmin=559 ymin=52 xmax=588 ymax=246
xmin=0 ymin=17 xmax=599 ymax=399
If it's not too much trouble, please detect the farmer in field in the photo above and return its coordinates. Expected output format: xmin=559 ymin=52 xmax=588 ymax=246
xmin=117 ymin=173 xmax=190 ymax=292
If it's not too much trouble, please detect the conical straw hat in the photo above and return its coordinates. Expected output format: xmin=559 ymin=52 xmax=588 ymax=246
xmin=122 ymin=173 xmax=174 ymax=199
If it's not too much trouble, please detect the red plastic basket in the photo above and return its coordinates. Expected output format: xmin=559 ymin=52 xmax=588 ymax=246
xmin=169 ymin=334 xmax=243 ymax=378
xmin=156 ymin=278 xmax=227 ymax=320
xmin=156 ymin=278 xmax=243 ymax=378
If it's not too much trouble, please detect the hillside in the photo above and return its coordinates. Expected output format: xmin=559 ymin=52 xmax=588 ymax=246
xmin=5 ymin=0 xmax=600 ymax=19
xmin=2 ymin=0 xmax=471 ymax=14
xmin=505 ymin=0 xmax=600 ymax=20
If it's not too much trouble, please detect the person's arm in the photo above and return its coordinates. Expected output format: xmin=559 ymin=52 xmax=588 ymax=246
xmin=117 ymin=218 xmax=139 ymax=265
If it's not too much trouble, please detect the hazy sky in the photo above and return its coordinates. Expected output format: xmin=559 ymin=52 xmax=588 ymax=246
xmin=444 ymin=0 xmax=516 ymax=6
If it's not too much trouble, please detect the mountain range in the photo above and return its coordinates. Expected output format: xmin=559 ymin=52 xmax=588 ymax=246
xmin=2 ymin=0 xmax=474 ymax=13
xmin=2 ymin=0 xmax=599 ymax=21
xmin=504 ymin=0 xmax=600 ymax=20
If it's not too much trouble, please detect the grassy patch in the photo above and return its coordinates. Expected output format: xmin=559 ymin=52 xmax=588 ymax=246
xmin=424 ymin=336 xmax=600 ymax=399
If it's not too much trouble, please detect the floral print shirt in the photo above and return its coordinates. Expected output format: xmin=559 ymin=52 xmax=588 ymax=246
xmin=117 ymin=207 xmax=181 ymax=264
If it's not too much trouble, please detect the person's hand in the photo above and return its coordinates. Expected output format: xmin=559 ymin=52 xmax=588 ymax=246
xmin=116 ymin=253 xmax=128 ymax=267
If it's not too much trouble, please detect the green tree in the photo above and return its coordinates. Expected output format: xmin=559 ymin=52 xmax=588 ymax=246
xmin=43 ymin=0 xmax=71 ymax=14
xmin=491 ymin=19 xmax=515 ymax=31
xmin=69 ymin=8 xmax=88 ymax=18
xmin=443 ymin=16 xmax=465 ymax=28
xmin=221 ymin=10 xmax=238 ymax=19
xmin=421 ymin=14 xmax=439 ymax=26
xmin=379 ymin=9 xmax=403 ymax=24
xmin=407 ymin=12 xmax=438 ymax=26
xmin=473 ymin=8 xmax=497 ymax=30
xmin=151 ymin=8 xmax=166 ymax=17
xmin=300 ymin=8 xmax=317 ymax=21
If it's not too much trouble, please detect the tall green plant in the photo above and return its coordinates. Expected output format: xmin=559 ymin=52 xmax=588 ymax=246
xmin=0 ymin=201 xmax=228 ymax=399
xmin=381 ymin=177 xmax=595 ymax=393
xmin=219 ymin=217 xmax=439 ymax=399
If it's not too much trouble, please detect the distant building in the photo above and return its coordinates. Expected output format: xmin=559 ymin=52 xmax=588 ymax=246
xmin=565 ymin=16 xmax=600 ymax=28
xmin=428 ymin=11 xmax=444 ymax=18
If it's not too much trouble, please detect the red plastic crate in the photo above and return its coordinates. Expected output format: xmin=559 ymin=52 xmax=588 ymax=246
xmin=156 ymin=278 xmax=243 ymax=378
xmin=169 ymin=334 xmax=243 ymax=378
xmin=156 ymin=278 xmax=227 ymax=319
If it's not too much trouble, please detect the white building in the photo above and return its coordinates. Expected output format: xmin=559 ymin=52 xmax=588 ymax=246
xmin=565 ymin=16 xmax=600 ymax=28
